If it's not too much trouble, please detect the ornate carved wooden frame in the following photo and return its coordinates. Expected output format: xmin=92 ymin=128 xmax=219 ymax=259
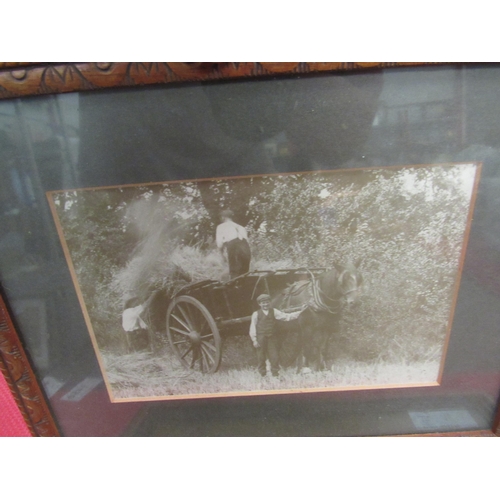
xmin=0 ymin=62 xmax=498 ymax=436
xmin=0 ymin=62 xmax=439 ymax=100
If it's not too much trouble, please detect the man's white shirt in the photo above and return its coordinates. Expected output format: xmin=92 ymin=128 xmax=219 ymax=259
xmin=216 ymin=220 xmax=248 ymax=249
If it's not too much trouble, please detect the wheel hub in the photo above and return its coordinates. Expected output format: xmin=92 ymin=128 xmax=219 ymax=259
xmin=188 ymin=330 xmax=201 ymax=344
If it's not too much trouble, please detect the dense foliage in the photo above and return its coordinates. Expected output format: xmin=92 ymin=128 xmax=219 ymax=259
xmin=52 ymin=164 xmax=476 ymax=363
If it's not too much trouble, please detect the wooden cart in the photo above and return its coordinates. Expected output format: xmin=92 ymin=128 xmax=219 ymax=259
xmin=166 ymin=268 xmax=328 ymax=373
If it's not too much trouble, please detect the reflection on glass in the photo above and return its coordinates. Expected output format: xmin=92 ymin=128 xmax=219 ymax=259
xmin=1 ymin=66 xmax=500 ymax=435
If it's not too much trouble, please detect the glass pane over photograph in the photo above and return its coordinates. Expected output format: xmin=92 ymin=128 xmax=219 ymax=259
xmin=1 ymin=65 xmax=499 ymax=435
xmin=47 ymin=164 xmax=478 ymax=401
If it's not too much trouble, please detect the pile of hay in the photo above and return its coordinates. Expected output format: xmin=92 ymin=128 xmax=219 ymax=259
xmin=111 ymin=244 xmax=228 ymax=303
xmin=112 ymin=241 xmax=300 ymax=305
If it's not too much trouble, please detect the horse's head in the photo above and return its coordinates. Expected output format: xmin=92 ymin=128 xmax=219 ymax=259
xmin=332 ymin=260 xmax=364 ymax=307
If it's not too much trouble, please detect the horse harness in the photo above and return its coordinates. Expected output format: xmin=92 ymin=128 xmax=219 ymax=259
xmin=282 ymin=268 xmax=355 ymax=315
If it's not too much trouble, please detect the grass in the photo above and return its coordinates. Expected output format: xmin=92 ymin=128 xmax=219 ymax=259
xmin=102 ymin=342 xmax=441 ymax=401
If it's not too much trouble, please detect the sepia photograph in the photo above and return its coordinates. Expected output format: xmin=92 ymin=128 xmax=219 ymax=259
xmin=47 ymin=162 xmax=480 ymax=402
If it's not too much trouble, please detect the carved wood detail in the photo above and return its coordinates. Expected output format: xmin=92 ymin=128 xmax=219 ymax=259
xmin=0 ymin=295 xmax=59 ymax=436
xmin=0 ymin=62 xmax=40 ymax=69
xmin=0 ymin=62 xmax=443 ymax=100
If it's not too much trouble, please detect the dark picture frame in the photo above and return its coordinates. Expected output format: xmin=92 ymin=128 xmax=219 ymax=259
xmin=1 ymin=62 xmax=500 ymax=436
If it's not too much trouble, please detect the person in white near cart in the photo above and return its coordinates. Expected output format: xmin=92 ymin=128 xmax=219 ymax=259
xmin=216 ymin=209 xmax=251 ymax=279
xmin=121 ymin=294 xmax=156 ymax=353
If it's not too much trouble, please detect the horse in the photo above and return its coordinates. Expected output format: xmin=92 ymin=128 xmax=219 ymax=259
xmin=273 ymin=261 xmax=363 ymax=372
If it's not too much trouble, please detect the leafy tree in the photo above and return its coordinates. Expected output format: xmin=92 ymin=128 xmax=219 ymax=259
xmin=52 ymin=163 xmax=477 ymax=361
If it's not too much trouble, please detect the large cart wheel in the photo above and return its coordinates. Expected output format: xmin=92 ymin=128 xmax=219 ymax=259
xmin=166 ymin=295 xmax=222 ymax=373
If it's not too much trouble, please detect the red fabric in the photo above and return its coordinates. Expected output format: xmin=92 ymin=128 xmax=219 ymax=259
xmin=0 ymin=370 xmax=31 ymax=437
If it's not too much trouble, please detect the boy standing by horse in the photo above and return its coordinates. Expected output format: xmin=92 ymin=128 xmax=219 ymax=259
xmin=249 ymin=294 xmax=305 ymax=377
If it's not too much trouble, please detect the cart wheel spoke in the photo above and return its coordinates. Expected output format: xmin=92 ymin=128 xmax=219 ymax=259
xmin=167 ymin=295 xmax=222 ymax=373
xmin=170 ymin=325 xmax=190 ymax=336
xmin=173 ymin=339 xmax=190 ymax=346
xmin=200 ymin=333 xmax=214 ymax=340
xmin=201 ymin=340 xmax=217 ymax=352
xmin=177 ymin=304 xmax=195 ymax=331
xmin=189 ymin=355 xmax=196 ymax=369
xmin=200 ymin=348 xmax=210 ymax=372
xmin=170 ymin=313 xmax=191 ymax=332
xmin=200 ymin=343 xmax=215 ymax=363
xmin=181 ymin=344 xmax=193 ymax=360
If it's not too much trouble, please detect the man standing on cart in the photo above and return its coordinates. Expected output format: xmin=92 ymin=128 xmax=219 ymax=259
xmin=249 ymin=294 xmax=305 ymax=378
xmin=216 ymin=209 xmax=251 ymax=279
